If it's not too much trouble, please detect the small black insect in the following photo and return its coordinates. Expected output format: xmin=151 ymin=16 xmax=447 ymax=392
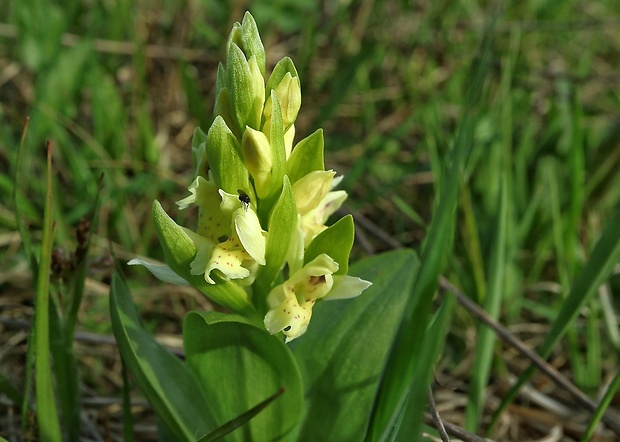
xmin=237 ymin=189 xmax=251 ymax=212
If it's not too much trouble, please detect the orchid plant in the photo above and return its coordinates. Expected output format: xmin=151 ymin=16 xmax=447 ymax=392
xmin=110 ymin=12 xmax=419 ymax=441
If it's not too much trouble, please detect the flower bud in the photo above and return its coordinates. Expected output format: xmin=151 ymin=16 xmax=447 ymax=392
xmin=292 ymin=170 xmax=335 ymax=215
xmin=264 ymin=72 xmax=301 ymax=129
xmin=241 ymin=126 xmax=273 ymax=198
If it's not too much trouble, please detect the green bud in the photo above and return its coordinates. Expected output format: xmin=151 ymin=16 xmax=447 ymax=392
xmin=214 ymin=87 xmax=236 ymax=138
xmin=227 ymin=43 xmax=253 ymax=134
xmin=284 ymin=124 xmax=295 ymax=159
xmin=241 ymin=126 xmax=273 ymax=198
xmin=227 ymin=12 xmax=266 ymax=77
xmin=248 ymin=55 xmax=266 ymax=130
xmin=191 ymin=127 xmax=208 ymax=179
xmin=206 ymin=116 xmax=253 ymax=196
xmin=214 ymin=62 xmax=226 ymax=99
xmin=264 ymin=58 xmax=301 ymax=129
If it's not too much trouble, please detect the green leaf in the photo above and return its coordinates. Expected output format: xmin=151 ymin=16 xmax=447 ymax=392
xmin=396 ymin=292 xmax=456 ymax=439
xmin=184 ymin=311 xmax=304 ymax=442
xmin=266 ymin=57 xmax=299 ymax=98
xmin=34 ymin=144 xmax=61 ymax=442
xmin=227 ymin=43 xmax=254 ymax=134
xmin=205 ymin=116 xmax=253 ymax=198
xmin=366 ymin=13 xmax=496 ymax=440
xmin=290 ymin=249 xmax=418 ymax=442
xmin=226 ymin=13 xmax=266 ymax=78
xmin=197 ymin=388 xmax=286 ymax=442
xmin=465 ymin=175 xmax=509 ymax=431
xmin=254 ymin=176 xmax=297 ymax=311
xmin=304 ymin=215 xmax=354 ymax=275
xmin=267 ymin=91 xmax=287 ymax=198
xmin=489 ymin=208 xmax=620 ymax=432
xmin=0 ymin=371 xmax=23 ymax=408
xmin=240 ymin=12 xmax=266 ymax=77
xmin=286 ymin=129 xmax=325 ymax=184
xmin=151 ymin=200 xmax=259 ymax=319
xmin=109 ymin=274 xmax=215 ymax=441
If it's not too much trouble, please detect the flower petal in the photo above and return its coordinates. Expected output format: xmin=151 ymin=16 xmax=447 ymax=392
xmin=292 ymin=170 xmax=336 ymax=215
xmin=204 ymin=237 xmax=253 ymax=283
xmin=128 ymin=258 xmax=190 ymax=286
xmin=264 ymin=284 xmax=314 ymax=343
xmin=288 ymin=254 xmax=338 ymax=300
xmin=326 ymin=275 xmax=372 ymax=300
xmin=234 ymin=208 xmax=266 ymax=265
xmin=300 ymin=190 xmax=347 ymax=247
xmin=178 ymin=177 xmax=230 ymax=243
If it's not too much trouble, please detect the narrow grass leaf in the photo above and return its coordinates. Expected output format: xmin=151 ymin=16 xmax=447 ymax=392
xmin=580 ymin=370 xmax=620 ymax=442
xmin=396 ymin=294 xmax=456 ymax=440
xmin=0 ymin=371 xmax=23 ymax=408
xmin=465 ymin=175 xmax=508 ymax=431
xmin=366 ymin=14 xmax=496 ymax=440
xmin=489 ymin=208 xmax=620 ymax=433
xmin=196 ymin=388 xmax=286 ymax=442
xmin=13 ymin=117 xmax=36 ymax=274
xmin=34 ymin=142 xmax=61 ymax=441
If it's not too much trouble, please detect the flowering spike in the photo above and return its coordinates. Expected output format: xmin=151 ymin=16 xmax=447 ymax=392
xmin=134 ymin=11 xmax=371 ymax=335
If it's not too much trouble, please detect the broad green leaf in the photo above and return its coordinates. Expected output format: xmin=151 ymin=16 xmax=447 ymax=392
xmin=290 ymin=249 xmax=418 ymax=442
xmin=184 ymin=311 xmax=304 ymax=442
xmin=304 ymin=215 xmax=354 ymax=275
xmin=286 ymin=129 xmax=325 ymax=184
xmin=109 ymin=274 xmax=215 ymax=441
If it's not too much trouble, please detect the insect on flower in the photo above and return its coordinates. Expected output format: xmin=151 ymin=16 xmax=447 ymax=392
xmin=237 ymin=189 xmax=251 ymax=212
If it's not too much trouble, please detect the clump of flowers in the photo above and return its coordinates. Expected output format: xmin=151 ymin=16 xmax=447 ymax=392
xmin=131 ymin=12 xmax=370 ymax=342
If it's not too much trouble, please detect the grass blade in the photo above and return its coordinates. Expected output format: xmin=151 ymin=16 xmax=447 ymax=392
xmin=196 ymin=388 xmax=286 ymax=442
xmin=34 ymin=142 xmax=61 ymax=441
xmin=366 ymin=12 xmax=497 ymax=440
xmin=465 ymin=175 xmax=509 ymax=431
xmin=580 ymin=370 xmax=620 ymax=442
xmin=489 ymin=208 xmax=620 ymax=433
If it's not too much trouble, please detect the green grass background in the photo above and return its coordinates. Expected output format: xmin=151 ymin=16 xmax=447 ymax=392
xmin=1 ymin=0 xmax=620 ymax=440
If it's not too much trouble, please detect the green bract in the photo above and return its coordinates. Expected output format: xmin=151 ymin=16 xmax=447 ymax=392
xmin=134 ymin=11 xmax=370 ymax=342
